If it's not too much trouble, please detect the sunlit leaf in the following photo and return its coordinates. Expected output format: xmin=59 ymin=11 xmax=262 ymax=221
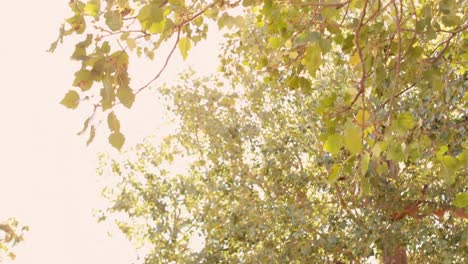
xmin=60 ymin=90 xmax=80 ymax=109
xmin=109 ymin=132 xmax=125 ymax=150
xmin=453 ymin=192 xmax=468 ymax=208
xmin=323 ymin=134 xmax=343 ymax=154
xmin=344 ymin=121 xmax=362 ymax=154
xmin=107 ymin=111 xmax=120 ymax=132
xmin=178 ymin=37 xmax=192 ymax=61
xmin=328 ymin=164 xmax=342 ymax=184
xmin=105 ymin=10 xmax=123 ymax=31
xmin=117 ymin=86 xmax=135 ymax=108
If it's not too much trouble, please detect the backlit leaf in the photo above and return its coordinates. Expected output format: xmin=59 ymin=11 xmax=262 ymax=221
xmin=73 ymin=69 xmax=93 ymax=91
xmin=60 ymin=90 xmax=80 ymax=109
xmin=328 ymin=164 xmax=342 ymax=184
xmin=344 ymin=121 xmax=362 ymax=154
xmin=301 ymin=44 xmax=322 ymax=77
xmin=86 ymin=126 xmax=96 ymax=145
xmin=109 ymin=132 xmax=125 ymax=150
xmin=453 ymin=192 xmax=468 ymax=208
xmin=178 ymin=37 xmax=192 ymax=61
xmin=117 ymin=86 xmax=135 ymax=108
xmin=396 ymin=112 xmax=415 ymax=130
xmin=84 ymin=0 xmax=100 ymax=18
xmin=105 ymin=10 xmax=123 ymax=31
xmin=355 ymin=109 xmax=370 ymax=127
xmin=107 ymin=112 xmax=120 ymax=132
xmin=324 ymin=134 xmax=343 ymax=154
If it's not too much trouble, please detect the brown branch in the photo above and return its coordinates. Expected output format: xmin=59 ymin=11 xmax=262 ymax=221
xmin=380 ymin=81 xmax=417 ymax=108
xmin=427 ymin=24 xmax=467 ymax=63
xmin=134 ymin=0 xmax=224 ymax=95
xmin=135 ymin=28 xmax=182 ymax=95
xmin=354 ymin=0 xmax=369 ymax=97
xmin=178 ymin=0 xmax=222 ymax=28
xmin=386 ymin=0 xmax=403 ymax=127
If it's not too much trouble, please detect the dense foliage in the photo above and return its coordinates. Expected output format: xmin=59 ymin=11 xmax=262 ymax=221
xmin=52 ymin=0 xmax=467 ymax=263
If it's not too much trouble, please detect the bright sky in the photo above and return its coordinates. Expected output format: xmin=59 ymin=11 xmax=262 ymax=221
xmin=0 ymin=1 xmax=220 ymax=263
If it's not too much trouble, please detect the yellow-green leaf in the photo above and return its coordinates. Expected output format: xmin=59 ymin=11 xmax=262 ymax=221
xmin=86 ymin=126 xmax=96 ymax=145
xmin=178 ymin=37 xmax=192 ymax=60
xmin=361 ymin=152 xmax=370 ymax=176
xmin=105 ymin=10 xmax=123 ymax=31
xmin=301 ymin=44 xmax=322 ymax=77
xmin=355 ymin=109 xmax=370 ymax=127
xmin=84 ymin=0 xmax=100 ymax=18
xmin=344 ymin=121 xmax=362 ymax=154
xmin=397 ymin=112 xmax=415 ymax=130
xmin=109 ymin=132 xmax=125 ymax=150
xmin=328 ymin=164 xmax=342 ymax=184
xmin=60 ymin=90 xmax=80 ymax=109
xmin=73 ymin=69 xmax=93 ymax=91
xmin=117 ymin=86 xmax=135 ymax=108
xmin=267 ymin=36 xmax=281 ymax=49
xmin=107 ymin=112 xmax=120 ymax=132
xmin=453 ymin=192 xmax=468 ymax=208
xmin=101 ymin=79 xmax=115 ymax=110
xmin=324 ymin=134 xmax=343 ymax=154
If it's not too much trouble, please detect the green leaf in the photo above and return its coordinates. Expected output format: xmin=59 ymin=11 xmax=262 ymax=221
xmin=453 ymin=192 xmax=468 ymax=208
xmin=178 ymin=37 xmax=192 ymax=61
xmin=323 ymin=134 xmax=343 ymax=154
xmin=77 ymin=117 xmax=91 ymax=135
xmin=361 ymin=152 xmax=370 ymax=176
xmin=117 ymin=86 xmax=135 ymax=108
xmin=344 ymin=121 xmax=362 ymax=154
xmin=107 ymin=111 xmax=120 ymax=132
xmin=387 ymin=144 xmax=404 ymax=162
xmin=301 ymin=44 xmax=322 ymax=77
xmin=86 ymin=126 xmax=96 ymax=145
xmin=47 ymin=24 xmax=65 ymax=52
xmin=71 ymin=46 xmax=87 ymax=60
xmin=441 ymin=15 xmax=462 ymax=27
xmin=109 ymin=132 xmax=125 ymax=150
xmin=73 ymin=69 xmax=93 ymax=91
xmin=60 ymin=90 xmax=80 ymax=109
xmin=126 ymin=38 xmax=137 ymax=51
xmin=84 ymin=0 xmax=100 ymax=18
xmin=295 ymin=31 xmax=321 ymax=46
xmin=137 ymin=4 xmax=164 ymax=32
xmin=328 ymin=164 xmax=342 ymax=184
xmin=439 ymin=155 xmax=458 ymax=171
xmin=355 ymin=109 xmax=370 ymax=127
xmin=101 ymin=79 xmax=115 ymax=110
xmin=267 ymin=36 xmax=281 ymax=49
xmin=436 ymin=145 xmax=449 ymax=160
xmin=396 ymin=112 xmax=415 ymax=130
xmin=66 ymin=15 xmax=86 ymax=34
xmin=105 ymin=10 xmax=123 ymax=31
xmin=77 ymin=34 xmax=93 ymax=47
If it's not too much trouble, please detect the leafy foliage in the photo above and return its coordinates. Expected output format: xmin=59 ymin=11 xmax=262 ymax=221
xmin=0 ymin=219 xmax=28 ymax=261
xmin=53 ymin=0 xmax=467 ymax=263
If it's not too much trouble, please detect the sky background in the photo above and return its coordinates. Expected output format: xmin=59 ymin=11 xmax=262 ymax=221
xmin=0 ymin=1 xmax=220 ymax=263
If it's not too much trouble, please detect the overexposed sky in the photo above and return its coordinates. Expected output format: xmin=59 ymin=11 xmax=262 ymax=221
xmin=0 ymin=1 xmax=220 ymax=263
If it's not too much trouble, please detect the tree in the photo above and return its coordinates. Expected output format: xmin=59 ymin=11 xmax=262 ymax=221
xmin=52 ymin=0 xmax=467 ymax=263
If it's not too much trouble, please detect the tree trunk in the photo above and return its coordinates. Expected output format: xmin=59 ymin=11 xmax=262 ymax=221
xmin=382 ymin=244 xmax=408 ymax=264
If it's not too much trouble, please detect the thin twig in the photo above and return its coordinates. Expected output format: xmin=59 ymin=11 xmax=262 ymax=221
xmin=135 ymin=29 xmax=182 ymax=95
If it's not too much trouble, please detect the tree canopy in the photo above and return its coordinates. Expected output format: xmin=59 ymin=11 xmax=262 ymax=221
xmin=52 ymin=0 xmax=467 ymax=263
